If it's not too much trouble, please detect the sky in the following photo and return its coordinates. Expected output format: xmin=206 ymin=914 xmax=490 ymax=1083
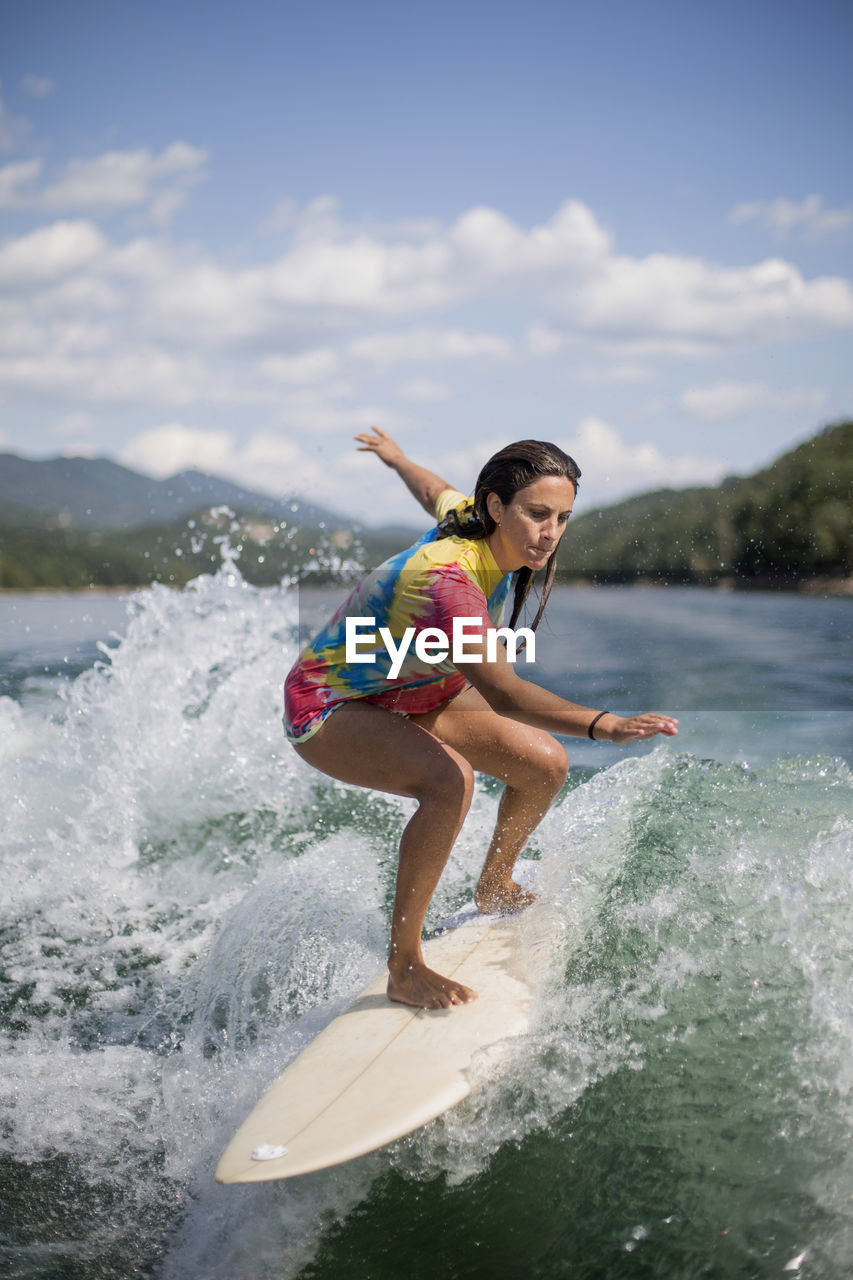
xmin=1 ymin=0 xmax=851 ymax=523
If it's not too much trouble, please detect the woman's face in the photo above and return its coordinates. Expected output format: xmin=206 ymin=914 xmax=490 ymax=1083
xmin=486 ymin=475 xmax=576 ymax=573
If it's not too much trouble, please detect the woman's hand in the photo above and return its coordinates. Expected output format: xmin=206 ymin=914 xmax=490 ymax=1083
xmin=354 ymin=426 xmax=453 ymax=516
xmin=354 ymin=426 xmax=407 ymax=469
xmin=602 ymin=713 xmax=679 ymax=744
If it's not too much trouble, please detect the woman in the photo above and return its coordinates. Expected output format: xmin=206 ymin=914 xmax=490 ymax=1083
xmin=285 ymin=427 xmax=678 ymax=1010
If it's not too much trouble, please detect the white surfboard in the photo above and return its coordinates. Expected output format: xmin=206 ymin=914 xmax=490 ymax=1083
xmin=215 ymin=866 xmax=549 ymax=1183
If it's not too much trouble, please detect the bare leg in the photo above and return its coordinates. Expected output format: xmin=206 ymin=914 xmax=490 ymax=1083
xmin=293 ymin=701 xmax=477 ymax=1009
xmin=413 ymin=685 xmax=569 ymax=913
xmin=473 ymin=777 xmax=562 ymax=913
xmin=385 ymin=748 xmax=476 ymax=1006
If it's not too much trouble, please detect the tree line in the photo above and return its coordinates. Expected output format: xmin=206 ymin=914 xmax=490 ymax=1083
xmin=1 ymin=421 xmax=849 ymax=591
xmin=560 ymin=420 xmax=851 ymax=588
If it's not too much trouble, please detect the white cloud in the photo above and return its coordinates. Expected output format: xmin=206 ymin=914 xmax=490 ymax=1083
xmin=54 ymin=411 xmax=96 ymax=438
xmin=526 ymin=323 xmax=565 ymax=356
xmin=261 ymin=198 xmax=610 ymax=315
xmin=120 ymin=424 xmax=236 ymax=478
xmin=259 ymin=196 xmax=300 ymax=235
xmin=386 ymin=216 xmax=445 ymax=241
xmin=0 ymin=194 xmax=850 ymax=449
xmin=4 ymin=197 xmax=847 ymax=367
xmin=176 ymin=196 xmax=613 ymax=325
xmin=580 ymin=363 xmax=654 ymax=384
xmin=256 ymin=196 xmax=853 ymax=347
xmin=0 ymin=343 xmax=266 ymax=407
xmin=448 ymin=200 xmax=611 ymax=275
xmin=277 ymin=393 xmax=404 ymax=435
xmin=259 ymin=348 xmax=340 ymax=384
xmin=233 ymin=431 xmax=392 ymax=516
xmin=0 ymin=220 xmax=106 ymax=286
xmin=591 ymin=335 xmax=713 ymax=360
xmin=0 ymin=305 xmax=51 ymax=354
xmin=44 ymin=143 xmax=207 ymax=222
xmin=241 ymin=432 xmax=303 ymax=469
xmin=680 ymin=381 xmax=827 ymax=421
xmin=565 ymin=416 xmax=726 ymax=503
xmin=0 ymin=83 xmax=32 ymax=150
xmin=396 ymin=378 xmax=450 ymax=402
xmin=349 ymin=328 xmax=513 ymax=366
xmin=730 ymin=194 xmax=853 ymax=240
xmin=437 ymin=436 xmax=508 ymax=493
xmin=570 ymin=252 xmax=853 ymax=347
xmin=0 ymin=143 xmax=207 ymax=224
xmin=117 ymin=423 xmax=382 ymax=517
xmin=20 ymin=76 xmax=55 ymax=100
xmin=39 ymin=273 xmax=118 ymax=314
xmin=0 ymin=157 xmax=43 ymax=206
xmin=428 ymin=427 xmax=696 ymax=516
xmin=120 ymin=249 xmax=274 ymax=343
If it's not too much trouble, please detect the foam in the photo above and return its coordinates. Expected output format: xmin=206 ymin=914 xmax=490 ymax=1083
xmin=1 ymin=562 xmax=852 ymax=1277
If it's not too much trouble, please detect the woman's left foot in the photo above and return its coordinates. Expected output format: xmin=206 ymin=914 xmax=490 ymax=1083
xmin=474 ymin=878 xmax=536 ymax=915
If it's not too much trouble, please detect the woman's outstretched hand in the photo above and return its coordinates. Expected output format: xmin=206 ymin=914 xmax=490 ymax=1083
xmin=354 ymin=426 xmax=406 ymax=469
xmin=605 ymin=713 xmax=679 ymax=744
xmin=354 ymin=426 xmax=453 ymax=516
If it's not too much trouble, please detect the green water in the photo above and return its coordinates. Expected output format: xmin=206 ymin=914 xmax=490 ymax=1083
xmin=0 ymin=580 xmax=851 ymax=1278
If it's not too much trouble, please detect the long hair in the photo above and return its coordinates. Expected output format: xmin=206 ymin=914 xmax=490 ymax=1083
xmin=437 ymin=440 xmax=581 ymax=631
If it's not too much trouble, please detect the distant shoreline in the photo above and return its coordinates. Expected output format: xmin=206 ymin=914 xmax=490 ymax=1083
xmin=0 ymin=584 xmax=138 ymax=597
xmin=2 ymin=577 xmax=851 ymax=598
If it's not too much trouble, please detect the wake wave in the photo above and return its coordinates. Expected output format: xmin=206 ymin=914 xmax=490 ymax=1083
xmin=1 ymin=566 xmax=851 ymax=1278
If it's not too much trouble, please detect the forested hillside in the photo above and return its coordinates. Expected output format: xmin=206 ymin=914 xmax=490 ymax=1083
xmin=562 ymin=420 xmax=851 ymax=588
xmin=0 ymin=421 xmax=849 ymax=590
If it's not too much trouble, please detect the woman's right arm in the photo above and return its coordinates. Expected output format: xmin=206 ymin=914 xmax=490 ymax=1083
xmin=355 ymin=426 xmax=453 ymax=518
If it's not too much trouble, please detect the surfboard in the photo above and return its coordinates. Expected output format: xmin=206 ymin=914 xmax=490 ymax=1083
xmin=215 ymin=865 xmax=549 ymax=1183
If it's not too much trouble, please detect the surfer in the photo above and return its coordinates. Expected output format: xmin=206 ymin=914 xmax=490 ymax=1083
xmin=284 ymin=428 xmax=678 ymax=1010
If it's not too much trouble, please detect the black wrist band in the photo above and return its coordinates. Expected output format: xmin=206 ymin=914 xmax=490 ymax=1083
xmin=588 ymin=710 xmax=609 ymax=740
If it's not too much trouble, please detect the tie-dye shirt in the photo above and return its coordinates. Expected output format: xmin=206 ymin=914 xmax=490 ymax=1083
xmin=284 ymin=489 xmax=513 ymax=743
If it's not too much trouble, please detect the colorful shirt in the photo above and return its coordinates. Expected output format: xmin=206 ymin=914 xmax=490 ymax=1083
xmin=284 ymin=489 xmax=513 ymax=742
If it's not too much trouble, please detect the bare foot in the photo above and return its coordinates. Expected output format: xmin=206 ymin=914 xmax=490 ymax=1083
xmin=387 ymin=960 xmax=477 ymax=1010
xmin=474 ymin=878 xmax=537 ymax=916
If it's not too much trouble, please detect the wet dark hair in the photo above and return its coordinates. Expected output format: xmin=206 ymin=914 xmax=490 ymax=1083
xmin=437 ymin=440 xmax=581 ymax=632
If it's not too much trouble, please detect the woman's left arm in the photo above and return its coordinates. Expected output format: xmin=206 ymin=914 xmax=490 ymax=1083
xmin=462 ymin=639 xmax=678 ymax=743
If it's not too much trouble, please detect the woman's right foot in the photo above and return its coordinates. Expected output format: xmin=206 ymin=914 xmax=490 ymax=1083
xmin=387 ymin=960 xmax=477 ymax=1010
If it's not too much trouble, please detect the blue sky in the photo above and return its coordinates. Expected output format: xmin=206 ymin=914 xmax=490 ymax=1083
xmin=2 ymin=0 xmax=851 ymax=522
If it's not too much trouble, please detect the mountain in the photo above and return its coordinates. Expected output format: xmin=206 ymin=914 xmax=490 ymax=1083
xmin=0 ymin=453 xmax=348 ymax=532
xmin=0 ymin=450 xmax=424 ymax=589
xmin=1 ymin=423 xmax=849 ymax=590
xmin=562 ymin=419 xmax=852 ymax=587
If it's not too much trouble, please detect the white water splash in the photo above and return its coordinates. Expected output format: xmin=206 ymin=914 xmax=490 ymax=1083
xmin=1 ymin=567 xmax=852 ymax=1279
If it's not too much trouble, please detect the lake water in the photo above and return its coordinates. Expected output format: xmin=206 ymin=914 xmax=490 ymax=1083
xmin=1 ymin=571 xmax=851 ymax=1279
